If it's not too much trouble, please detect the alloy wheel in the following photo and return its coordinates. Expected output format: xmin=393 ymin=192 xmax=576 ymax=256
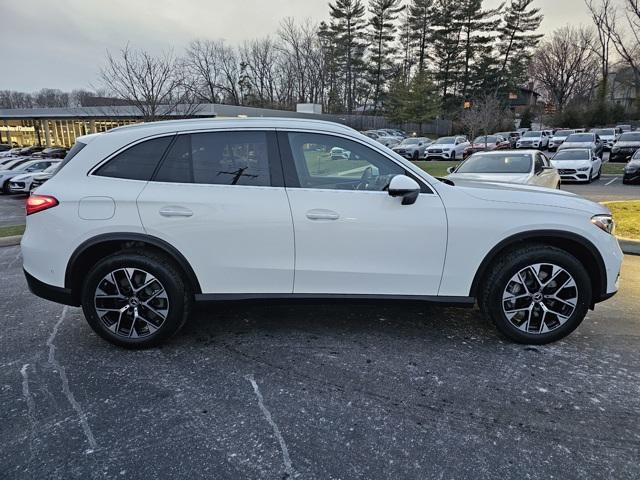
xmin=94 ymin=268 xmax=169 ymax=338
xmin=502 ymin=263 xmax=578 ymax=335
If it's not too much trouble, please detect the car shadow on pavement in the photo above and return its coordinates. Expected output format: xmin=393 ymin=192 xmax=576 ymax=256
xmin=183 ymin=301 xmax=497 ymax=346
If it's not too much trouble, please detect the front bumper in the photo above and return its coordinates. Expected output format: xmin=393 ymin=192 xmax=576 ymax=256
xmin=425 ymin=151 xmax=453 ymax=160
xmin=24 ymin=269 xmax=79 ymax=306
xmin=557 ymin=170 xmax=591 ymax=182
xmin=623 ymin=171 xmax=640 ymax=184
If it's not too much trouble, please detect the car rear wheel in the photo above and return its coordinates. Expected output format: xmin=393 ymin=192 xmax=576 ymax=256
xmin=479 ymin=245 xmax=592 ymax=344
xmin=81 ymin=251 xmax=192 ymax=349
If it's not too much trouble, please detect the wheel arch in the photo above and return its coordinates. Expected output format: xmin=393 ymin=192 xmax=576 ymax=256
xmin=65 ymin=233 xmax=202 ymax=304
xmin=470 ymin=230 xmax=607 ymax=304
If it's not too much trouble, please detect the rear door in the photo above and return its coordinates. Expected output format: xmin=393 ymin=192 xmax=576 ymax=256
xmin=279 ymin=131 xmax=448 ymax=296
xmin=137 ymin=130 xmax=294 ymax=295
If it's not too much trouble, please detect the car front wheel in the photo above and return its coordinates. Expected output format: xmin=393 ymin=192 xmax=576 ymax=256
xmin=480 ymin=245 xmax=592 ymax=344
xmin=81 ymin=251 xmax=192 ymax=349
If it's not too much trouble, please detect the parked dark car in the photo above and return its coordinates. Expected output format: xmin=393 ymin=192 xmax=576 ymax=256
xmin=623 ymin=150 xmax=640 ymax=184
xmin=0 ymin=144 xmax=12 ymax=152
xmin=495 ymin=131 xmax=521 ymax=148
xmin=610 ymin=132 xmax=640 ymax=162
xmin=32 ymin=147 xmax=69 ymax=159
xmin=17 ymin=146 xmax=46 ymax=156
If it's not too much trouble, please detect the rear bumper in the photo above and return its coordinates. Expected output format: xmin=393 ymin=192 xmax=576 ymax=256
xmin=24 ymin=269 xmax=79 ymax=306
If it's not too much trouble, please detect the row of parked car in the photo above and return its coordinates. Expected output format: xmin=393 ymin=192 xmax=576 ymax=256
xmin=0 ymin=146 xmax=68 ymax=194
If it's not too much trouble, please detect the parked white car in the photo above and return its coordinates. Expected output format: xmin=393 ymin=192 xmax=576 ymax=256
xmin=8 ymin=163 xmax=61 ymax=193
xmin=446 ymin=151 xmax=560 ymax=189
xmin=0 ymin=159 xmax=60 ymax=193
xmin=516 ymin=131 xmax=549 ymax=150
xmin=551 ymin=149 xmax=602 ymax=183
xmin=23 ymin=118 xmax=622 ymax=349
xmin=593 ymin=128 xmax=618 ymax=151
xmin=548 ymin=130 xmax=575 ymax=152
xmin=425 ymin=136 xmax=470 ymax=160
xmin=558 ymin=133 xmax=604 ymax=158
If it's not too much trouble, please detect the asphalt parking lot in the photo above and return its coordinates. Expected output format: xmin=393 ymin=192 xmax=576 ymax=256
xmin=1 ymin=245 xmax=639 ymax=479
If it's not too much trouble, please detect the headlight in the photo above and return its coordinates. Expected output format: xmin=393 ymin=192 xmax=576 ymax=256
xmin=591 ymin=214 xmax=615 ymax=235
xmin=612 ymin=146 xmax=620 ymax=152
xmin=577 ymin=167 xmax=590 ymax=171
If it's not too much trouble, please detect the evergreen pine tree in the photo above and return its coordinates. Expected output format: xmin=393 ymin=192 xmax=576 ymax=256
xmin=367 ymin=0 xmax=405 ymax=115
xmin=497 ymin=0 xmax=543 ymax=91
xmin=329 ymin=0 xmax=367 ymax=113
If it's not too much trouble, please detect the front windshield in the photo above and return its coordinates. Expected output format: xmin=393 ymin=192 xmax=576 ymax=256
xmin=566 ymin=134 xmax=594 ymax=142
xmin=400 ymin=138 xmax=420 ymax=145
xmin=522 ymin=131 xmax=541 ymax=138
xmin=473 ymin=136 xmax=498 ymax=144
xmin=455 ymin=153 xmax=532 ymax=174
xmin=618 ymin=132 xmax=640 ymax=142
xmin=594 ymin=129 xmax=615 ymax=136
xmin=553 ymin=150 xmax=590 ymax=161
xmin=555 ymin=130 xmax=574 ymax=136
xmin=434 ymin=137 xmax=455 ymax=145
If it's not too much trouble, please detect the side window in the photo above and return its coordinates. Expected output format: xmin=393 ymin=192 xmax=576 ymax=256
xmin=286 ymin=132 xmax=405 ymax=191
xmin=154 ymin=131 xmax=271 ymax=186
xmin=95 ymin=136 xmax=173 ymax=181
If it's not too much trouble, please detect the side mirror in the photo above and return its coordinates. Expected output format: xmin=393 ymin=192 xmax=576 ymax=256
xmin=447 ymin=166 xmax=456 ymax=174
xmin=388 ymin=175 xmax=421 ymax=206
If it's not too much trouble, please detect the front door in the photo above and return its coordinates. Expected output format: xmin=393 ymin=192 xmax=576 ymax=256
xmin=137 ymin=130 xmax=294 ymax=294
xmin=279 ymin=131 xmax=448 ymax=296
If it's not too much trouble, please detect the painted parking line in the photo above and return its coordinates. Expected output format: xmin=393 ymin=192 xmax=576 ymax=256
xmin=605 ymin=177 xmax=618 ymax=186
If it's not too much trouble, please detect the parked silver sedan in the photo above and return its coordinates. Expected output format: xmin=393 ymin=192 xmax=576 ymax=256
xmin=446 ymin=150 xmax=561 ymax=189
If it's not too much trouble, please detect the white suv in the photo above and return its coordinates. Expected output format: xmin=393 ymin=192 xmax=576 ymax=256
xmin=22 ymin=118 xmax=623 ymax=348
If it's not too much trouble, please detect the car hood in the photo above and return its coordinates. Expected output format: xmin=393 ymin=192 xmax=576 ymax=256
xmin=599 ymin=135 xmax=616 ymax=141
xmin=550 ymin=137 xmax=568 ymax=142
xmin=429 ymin=144 xmax=455 ymax=149
xmin=10 ymin=172 xmax=39 ymax=181
xmin=447 ymin=172 xmax=531 ymax=184
xmin=393 ymin=145 xmax=418 ymax=151
xmin=551 ymin=160 xmax=591 ymax=169
xmin=613 ymin=141 xmax=640 ymax=148
xmin=449 ymin=179 xmax=608 ymax=214
xmin=0 ymin=169 xmax=24 ymax=176
xmin=518 ymin=137 xmax=542 ymax=141
xmin=471 ymin=143 xmax=496 ymax=149
xmin=560 ymin=142 xmax=594 ymax=149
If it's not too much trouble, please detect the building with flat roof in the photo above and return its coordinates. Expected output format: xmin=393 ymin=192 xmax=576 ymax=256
xmin=0 ymin=103 xmax=327 ymax=148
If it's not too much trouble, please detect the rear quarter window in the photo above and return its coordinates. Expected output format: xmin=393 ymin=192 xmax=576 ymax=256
xmin=94 ymin=136 xmax=174 ymax=181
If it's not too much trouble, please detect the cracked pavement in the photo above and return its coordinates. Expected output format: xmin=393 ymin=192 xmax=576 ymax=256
xmin=1 ymin=245 xmax=639 ymax=479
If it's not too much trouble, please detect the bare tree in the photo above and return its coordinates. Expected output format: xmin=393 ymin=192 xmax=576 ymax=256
xmin=585 ymin=0 xmax=616 ymax=98
xmin=99 ymin=45 xmax=199 ymax=121
xmin=594 ymin=0 xmax=640 ymax=103
xmin=458 ymin=95 xmax=506 ymax=140
xmin=530 ymin=26 xmax=599 ymax=112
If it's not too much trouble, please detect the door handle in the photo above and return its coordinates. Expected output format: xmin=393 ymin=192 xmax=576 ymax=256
xmin=306 ymin=209 xmax=340 ymax=221
xmin=159 ymin=206 xmax=193 ymax=218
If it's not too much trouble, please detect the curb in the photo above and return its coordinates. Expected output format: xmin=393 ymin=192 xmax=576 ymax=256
xmin=618 ymin=238 xmax=640 ymax=256
xmin=0 ymin=235 xmax=22 ymax=247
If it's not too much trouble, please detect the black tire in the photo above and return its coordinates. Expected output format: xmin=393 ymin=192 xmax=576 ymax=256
xmin=587 ymin=169 xmax=593 ymax=184
xmin=595 ymin=167 xmax=601 ymax=180
xmin=1 ymin=180 xmax=10 ymax=194
xmin=413 ymin=150 xmax=420 ymax=161
xmin=479 ymin=244 xmax=592 ymax=345
xmin=451 ymin=151 xmax=456 ymax=161
xmin=81 ymin=250 xmax=192 ymax=349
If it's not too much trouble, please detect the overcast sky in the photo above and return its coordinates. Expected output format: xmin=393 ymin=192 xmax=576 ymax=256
xmin=1 ymin=0 xmax=594 ymax=92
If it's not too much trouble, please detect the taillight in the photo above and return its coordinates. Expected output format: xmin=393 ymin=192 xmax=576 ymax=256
xmin=26 ymin=195 xmax=58 ymax=216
